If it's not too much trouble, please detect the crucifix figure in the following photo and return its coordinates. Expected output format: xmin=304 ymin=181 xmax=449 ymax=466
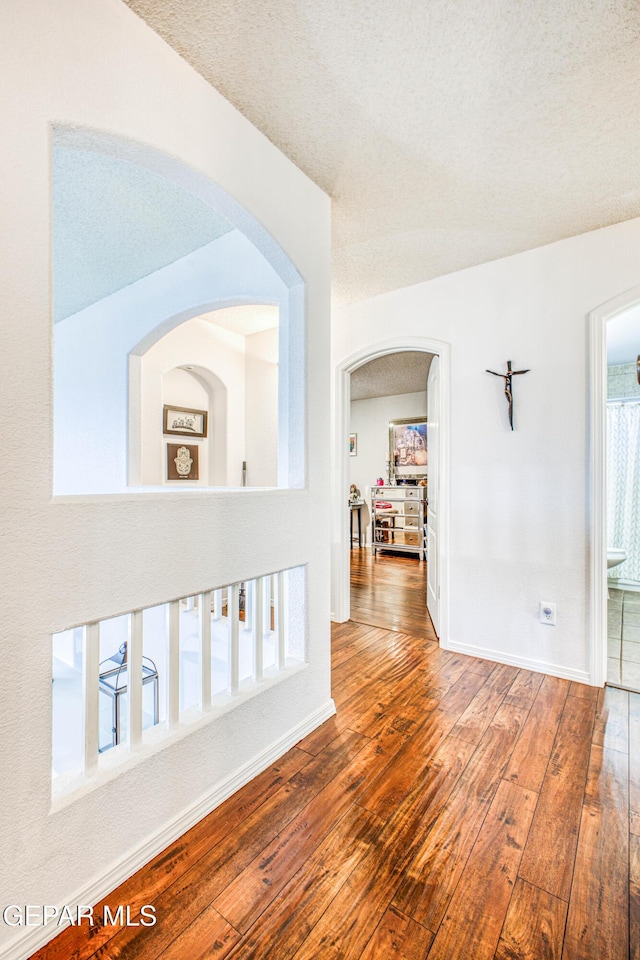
xmin=486 ymin=360 xmax=530 ymax=430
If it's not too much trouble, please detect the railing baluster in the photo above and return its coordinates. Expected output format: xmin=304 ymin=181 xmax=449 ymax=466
xmin=168 ymin=599 xmax=180 ymax=728
xmin=83 ymin=622 xmax=100 ymax=775
xmin=129 ymin=610 xmax=143 ymax=748
xmin=276 ymin=571 xmax=286 ymax=670
xmin=200 ymin=591 xmax=212 ymax=710
xmin=254 ymin=578 xmax=264 ymax=683
xmin=263 ymin=574 xmax=272 ymax=635
xmin=213 ymin=588 xmax=223 ymax=621
xmin=244 ymin=580 xmax=253 ymax=632
xmin=230 ymin=582 xmax=240 ymax=694
xmin=60 ymin=568 xmax=302 ymax=791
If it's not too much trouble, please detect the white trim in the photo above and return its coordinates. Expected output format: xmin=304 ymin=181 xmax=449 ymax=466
xmin=331 ymin=336 xmax=450 ymax=649
xmin=446 ymin=639 xmax=591 ymax=685
xmin=8 ymin=698 xmax=336 ymax=960
xmin=588 ymin=284 xmax=640 ymax=687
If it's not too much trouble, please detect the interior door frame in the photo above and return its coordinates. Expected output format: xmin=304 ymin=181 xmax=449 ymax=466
xmin=331 ymin=336 xmax=451 ymax=648
xmin=589 ymin=283 xmax=640 ymax=686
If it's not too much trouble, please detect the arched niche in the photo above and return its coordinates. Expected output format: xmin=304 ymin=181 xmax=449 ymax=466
xmin=160 ymin=364 xmax=226 ymax=488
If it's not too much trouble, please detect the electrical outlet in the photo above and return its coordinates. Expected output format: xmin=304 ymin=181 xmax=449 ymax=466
xmin=539 ymin=601 xmax=556 ymax=625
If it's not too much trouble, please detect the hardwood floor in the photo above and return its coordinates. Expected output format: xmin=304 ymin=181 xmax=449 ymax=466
xmin=31 ymin=549 xmax=634 ymax=960
xmin=349 ymin=545 xmax=435 ymax=638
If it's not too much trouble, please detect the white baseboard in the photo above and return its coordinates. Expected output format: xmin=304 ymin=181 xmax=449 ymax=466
xmin=443 ymin=639 xmax=592 ymax=686
xmin=2 ymin=699 xmax=336 ymax=960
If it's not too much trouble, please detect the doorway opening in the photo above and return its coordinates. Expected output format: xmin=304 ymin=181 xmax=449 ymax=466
xmin=605 ymin=305 xmax=640 ymax=690
xmin=349 ymin=351 xmax=433 ymax=636
xmin=332 ymin=337 xmax=450 ymax=648
xmin=589 ymin=285 xmax=640 ymax=690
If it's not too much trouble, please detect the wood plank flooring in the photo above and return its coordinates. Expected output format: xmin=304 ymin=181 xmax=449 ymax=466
xmin=349 ymin=546 xmax=436 ymax=638
xmin=31 ymin=548 xmax=634 ymax=960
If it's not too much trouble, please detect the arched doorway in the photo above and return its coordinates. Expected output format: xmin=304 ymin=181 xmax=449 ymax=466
xmin=332 ymin=336 xmax=451 ymax=649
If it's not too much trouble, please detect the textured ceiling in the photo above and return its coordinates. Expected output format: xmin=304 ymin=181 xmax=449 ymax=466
xmin=124 ymin=0 xmax=640 ymax=305
xmin=53 ymin=147 xmax=233 ymax=321
xmin=351 ymin=352 xmax=433 ymax=401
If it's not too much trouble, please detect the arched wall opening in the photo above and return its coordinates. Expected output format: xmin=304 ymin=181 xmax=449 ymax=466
xmin=129 ymin=304 xmax=279 ymax=488
xmin=52 ymin=129 xmax=303 ymax=495
xmin=331 ymin=335 xmax=451 ymax=646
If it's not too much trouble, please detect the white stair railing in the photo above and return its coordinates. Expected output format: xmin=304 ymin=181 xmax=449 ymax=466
xmin=52 ymin=566 xmax=303 ymax=789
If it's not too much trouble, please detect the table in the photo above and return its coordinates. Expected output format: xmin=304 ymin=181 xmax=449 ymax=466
xmin=350 ymin=500 xmax=365 ymax=548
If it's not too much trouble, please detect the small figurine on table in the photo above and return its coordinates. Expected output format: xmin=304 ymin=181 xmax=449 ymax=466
xmin=349 ymin=484 xmax=361 ymax=503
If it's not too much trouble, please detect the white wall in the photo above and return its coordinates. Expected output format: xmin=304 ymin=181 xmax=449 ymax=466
xmin=0 ymin=2 xmax=331 ymax=957
xmin=164 ymin=367 xmax=210 ymax=410
xmin=334 ymin=216 xmax=640 ymax=683
xmin=245 ymin=327 xmax=279 ymax=487
xmin=349 ymin=391 xmax=426 ymax=541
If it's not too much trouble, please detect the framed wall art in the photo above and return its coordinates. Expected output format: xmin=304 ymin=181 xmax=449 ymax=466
xmin=349 ymin=433 xmax=357 ymax=456
xmin=163 ymin=405 xmax=208 ymax=438
xmin=389 ymin=417 xmax=427 ymax=477
xmin=166 ymin=443 xmax=199 ymax=481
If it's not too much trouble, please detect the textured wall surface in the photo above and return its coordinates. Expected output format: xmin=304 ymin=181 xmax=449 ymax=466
xmin=53 ymin=146 xmax=233 ymax=322
xmin=0 ymin=0 xmax=330 ymax=954
xmin=334 ymin=216 xmax=640 ymax=681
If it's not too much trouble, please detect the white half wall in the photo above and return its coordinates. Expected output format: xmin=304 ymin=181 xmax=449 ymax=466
xmin=334 ymin=216 xmax=640 ymax=684
xmin=350 ymin=390 xmax=426 ymax=541
xmin=0 ymin=1 xmax=331 ymax=956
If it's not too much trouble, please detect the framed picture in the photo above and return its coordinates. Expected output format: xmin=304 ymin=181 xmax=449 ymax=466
xmin=163 ymin=405 xmax=207 ymax=438
xmin=389 ymin=418 xmax=427 ymax=476
xmin=349 ymin=433 xmax=357 ymax=456
xmin=166 ymin=443 xmax=199 ymax=481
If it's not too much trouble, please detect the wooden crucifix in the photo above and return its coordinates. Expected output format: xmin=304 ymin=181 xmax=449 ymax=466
xmin=486 ymin=360 xmax=530 ymax=430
